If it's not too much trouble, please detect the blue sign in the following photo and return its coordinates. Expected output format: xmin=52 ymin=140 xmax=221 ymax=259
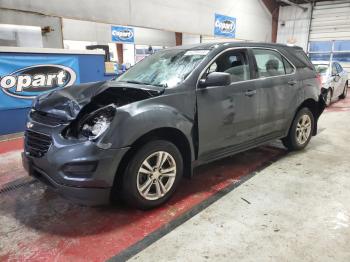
xmin=111 ymin=26 xmax=135 ymax=43
xmin=0 ymin=55 xmax=79 ymax=110
xmin=214 ymin=14 xmax=236 ymax=38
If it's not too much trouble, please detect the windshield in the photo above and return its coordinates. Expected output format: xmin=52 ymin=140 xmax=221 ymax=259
xmin=314 ymin=64 xmax=329 ymax=75
xmin=117 ymin=49 xmax=209 ymax=88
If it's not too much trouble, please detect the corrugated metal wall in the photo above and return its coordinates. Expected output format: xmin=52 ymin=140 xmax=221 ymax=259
xmin=309 ymin=0 xmax=350 ymax=79
xmin=310 ymin=0 xmax=350 ymax=41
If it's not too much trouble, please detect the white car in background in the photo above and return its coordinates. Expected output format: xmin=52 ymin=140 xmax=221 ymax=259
xmin=313 ymin=61 xmax=348 ymax=106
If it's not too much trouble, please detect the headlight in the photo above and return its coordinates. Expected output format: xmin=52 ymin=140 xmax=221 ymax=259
xmin=80 ymin=105 xmax=116 ymax=140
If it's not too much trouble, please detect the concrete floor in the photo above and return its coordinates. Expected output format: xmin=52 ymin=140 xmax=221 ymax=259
xmin=130 ymin=98 xmax=350 ymax=261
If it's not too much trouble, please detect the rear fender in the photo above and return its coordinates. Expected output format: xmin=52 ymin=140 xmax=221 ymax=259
xmin=313 ymin=94 xmax=326 ymax=136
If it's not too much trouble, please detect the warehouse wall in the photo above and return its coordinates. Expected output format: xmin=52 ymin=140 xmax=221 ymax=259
xmin=276 ymin=4 xmax=311 ymax=51
xmin=0 ymin=0 xmax=272 ymax=42
xmin=182 ymin=33 xmax=201 ymax=45
xmin=0 ymin=9 xmax=63 ymax=48
xmin=62 ymin=19 xmax=176 ymax=46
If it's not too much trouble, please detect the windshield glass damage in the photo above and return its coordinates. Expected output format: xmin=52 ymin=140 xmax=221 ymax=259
xmin=116 ymin=49 xmax=209 ymax=88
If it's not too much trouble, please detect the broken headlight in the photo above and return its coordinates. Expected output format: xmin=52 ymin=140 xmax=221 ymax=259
xmin=79 ymin=105 xmax=116 ymax=140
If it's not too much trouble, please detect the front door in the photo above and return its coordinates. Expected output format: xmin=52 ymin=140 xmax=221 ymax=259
xmin=196 ymin=49 xmax=260 ymax=160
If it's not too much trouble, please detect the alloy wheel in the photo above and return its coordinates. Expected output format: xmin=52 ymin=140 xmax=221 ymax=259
xmin=137 ymin=151 xmax=177 ymax=200
xmin=344 ymin=84 xmax=348 ymax=97
xmin=296 ymin=114 xmax=312 ymax=145
xmin=326 ymin=90 xmax=332 ymax=106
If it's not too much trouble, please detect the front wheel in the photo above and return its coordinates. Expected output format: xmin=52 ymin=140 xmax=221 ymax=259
xmin=282 ymin=108 xmax=314 ymax=151
xmin=121 ymin=140 xmax=183 ymax=209
xmin=325 ymin=88 xmax=333 ymax=106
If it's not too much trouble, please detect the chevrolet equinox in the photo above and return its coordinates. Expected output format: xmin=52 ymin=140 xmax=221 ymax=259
xmin=22 ymin=42 xmax=325 ymax=209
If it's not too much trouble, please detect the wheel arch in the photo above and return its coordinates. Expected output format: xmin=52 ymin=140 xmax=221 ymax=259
xmin=111 ymin=127 xmax=193 ymax=196
xmin=295 ymin=98 xmax=323 ymax=136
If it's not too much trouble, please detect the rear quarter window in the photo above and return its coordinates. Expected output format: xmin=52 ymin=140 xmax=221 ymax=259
xmin=282 ymin=47 xmax=314 ymax=70
xmin=294 ymin=49 xmax=315 ymax=70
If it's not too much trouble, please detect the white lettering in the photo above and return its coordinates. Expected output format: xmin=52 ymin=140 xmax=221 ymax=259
xmin=46 ymin=74 xmax=57 ymax=86
xmin=0 ymin=65 xmax=77 ymax=98
xmin=16 ymin=75 xmax=31 ymax=92
xmin=32 ymin=75 xmax=46 ymax=87
xmin=56 ymin=71 xmax=66 ymax=85
xmin=0 ymin=76 xmax=16 ymax=89
xmin=112 ymin=30 xmax=133 ymax=39
xmin=215 ymin=20 xmax=235 ymax=33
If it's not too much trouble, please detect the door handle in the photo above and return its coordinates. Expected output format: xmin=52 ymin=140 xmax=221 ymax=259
xmin=245 ymin=90 xmax=257 ymax=97
xmin=288 ymin=80 xmax=297 ymax=86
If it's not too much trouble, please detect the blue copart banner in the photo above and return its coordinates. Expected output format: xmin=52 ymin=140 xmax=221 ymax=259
xmin=214 ymin=13 xmax=236 ymax=38
xmin=0 ymin=55 xmax=80 ymax=110
xmin=111 ymin=26 xmax=135 ymax=43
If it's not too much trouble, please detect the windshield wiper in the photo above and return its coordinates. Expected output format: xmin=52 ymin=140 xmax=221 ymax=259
xmin=120 ymin=80 xmax=150 ymax=85
xmin=120 ymin=80 xmax=167 ymax=88
xmin=153 ymin=83 xmax=168 ymax=88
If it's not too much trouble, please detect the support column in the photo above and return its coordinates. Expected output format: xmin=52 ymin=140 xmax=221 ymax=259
xmin=271 ymin=8 xmax=279 ymax=43
xmin=261 ymin=0 xmax=280 ymax=43
xmin=175 ymin=32 xmax=182 ymax=46
xmin=116 ymin=43 xmax=124 ymax=64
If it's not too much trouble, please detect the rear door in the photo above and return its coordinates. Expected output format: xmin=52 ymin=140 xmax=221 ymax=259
xmin=331 ymin=63 xmax=342 ymax=97
xmin=250 ymin=48 xmax=301 ymax=138
xmin=335 ymin=62 xmax=346 ymax=96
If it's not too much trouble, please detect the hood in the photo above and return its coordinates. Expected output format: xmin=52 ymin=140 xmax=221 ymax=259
xmin=33 ymin=80 xmax=164 ymax=120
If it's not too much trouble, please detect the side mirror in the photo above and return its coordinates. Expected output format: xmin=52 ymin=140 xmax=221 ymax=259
xmin=199 ymin=72 xmax=231 ymax=88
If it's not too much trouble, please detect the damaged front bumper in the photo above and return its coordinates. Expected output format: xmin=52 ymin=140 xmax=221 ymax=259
xmin=22 ymin=119 xmax=129 ymax=205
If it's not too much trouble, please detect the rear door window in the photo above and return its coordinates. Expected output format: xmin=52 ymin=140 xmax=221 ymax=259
xmin=332 ymin=63 xmax=337 ymax=75
xmin=295 ymin=49 xmax=315 ymax=69
xmin=252 ymin=49 xmax=288 ymax=78
xmin=283 ymin=57 xmax=295 ymax=74
xmin=336 ymin=63 xmax=343 ymax=73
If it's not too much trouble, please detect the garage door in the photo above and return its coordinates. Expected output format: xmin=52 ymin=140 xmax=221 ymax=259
xmin=308 ymin=0 xmax=350 ymax=79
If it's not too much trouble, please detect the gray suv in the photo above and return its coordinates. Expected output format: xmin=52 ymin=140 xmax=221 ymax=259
xmin=22 ymin=42 xmax=325 ymax=209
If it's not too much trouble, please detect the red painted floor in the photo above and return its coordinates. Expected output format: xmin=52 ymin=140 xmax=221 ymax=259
xmin=0 ymin=137 xmax=23 ymax=154
xmin=0 ymin=145 xmax=285 ymax=261
xmin=325 ymin=91 xmax=350 ymax=112
xmin=1 ymin=93 xmax=347 ymax=261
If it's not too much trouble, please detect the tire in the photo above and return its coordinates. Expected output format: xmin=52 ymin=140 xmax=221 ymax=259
xmin=325 ymin=88 xmax=332 ymax=106
xmin=282 ymin=107 xmax=314 ymax=151
xmin=120 ymin=140 xmax=183 ymax=209
xmin=339 ymin=82 xmax=348 ymax=99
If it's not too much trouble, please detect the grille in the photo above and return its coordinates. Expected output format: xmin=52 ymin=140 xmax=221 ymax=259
xmin=25 ymin=130 xmax=52 ymax=158
xmin=30 ymin=110 xmax=66 ymax=126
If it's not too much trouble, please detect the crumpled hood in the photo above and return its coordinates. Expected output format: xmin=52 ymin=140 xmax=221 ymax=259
xmin=33 ymin=81 xmax=164 ymax=120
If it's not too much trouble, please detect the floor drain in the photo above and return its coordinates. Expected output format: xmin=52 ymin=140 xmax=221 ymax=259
xmin=0 ymin=177 xmax=37 ymax=194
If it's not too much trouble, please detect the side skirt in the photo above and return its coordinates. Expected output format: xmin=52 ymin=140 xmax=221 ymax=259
xmin=193 ymin=131 xmax=285 ymax=167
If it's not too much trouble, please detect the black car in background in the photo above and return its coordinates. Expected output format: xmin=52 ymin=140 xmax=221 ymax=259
xmin=22 ymin=42 xmax=325 ymax=209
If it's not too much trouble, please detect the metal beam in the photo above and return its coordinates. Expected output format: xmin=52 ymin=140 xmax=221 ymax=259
xmin=279 ymin=0 xmax=309 ymax=11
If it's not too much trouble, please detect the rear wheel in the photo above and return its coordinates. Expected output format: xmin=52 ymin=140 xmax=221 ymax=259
xmin=120 ymin=140 xmax=183 ymax=209
xmin=339 ymin=82 xmax=348 ymax=99
xmin=325 ymin=88 xmax=333 ymax=106
xmin=282 ymin=108 xmax=314 ymax=151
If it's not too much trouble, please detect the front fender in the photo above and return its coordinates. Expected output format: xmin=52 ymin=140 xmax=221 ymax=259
xmin=102 ymin=101 xmax=195 ymax=152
